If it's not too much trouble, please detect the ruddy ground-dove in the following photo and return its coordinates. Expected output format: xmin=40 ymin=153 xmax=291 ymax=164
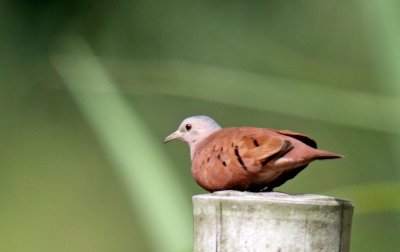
xmin=164 ymin=115 xmax=342 ymax=192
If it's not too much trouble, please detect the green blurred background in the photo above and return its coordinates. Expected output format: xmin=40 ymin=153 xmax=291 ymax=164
xmin=1 ymin=0 xmax=400 ymax=251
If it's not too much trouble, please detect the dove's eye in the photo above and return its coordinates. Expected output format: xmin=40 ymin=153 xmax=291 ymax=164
xmin=185 ymin=124 xmax=192 ymax=131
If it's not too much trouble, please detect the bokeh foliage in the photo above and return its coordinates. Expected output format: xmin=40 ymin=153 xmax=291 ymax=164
xmin=1 ymin=0 xmax=399 ymax=251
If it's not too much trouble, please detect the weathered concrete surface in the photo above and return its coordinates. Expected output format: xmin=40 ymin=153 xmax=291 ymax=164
xmin=193 ymin=191 xmax=353 ymax=252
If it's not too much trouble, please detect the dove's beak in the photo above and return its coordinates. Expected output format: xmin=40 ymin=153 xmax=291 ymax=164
xmin=164 ymin=131 xmax=181 ymax=143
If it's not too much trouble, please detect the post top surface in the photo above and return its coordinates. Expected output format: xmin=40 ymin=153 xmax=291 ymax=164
xmin=193 ymin=190 xmax=353 ymax=206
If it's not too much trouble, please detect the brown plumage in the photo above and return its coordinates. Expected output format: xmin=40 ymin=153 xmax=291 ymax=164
xmin=164 ymin=115 xmax=342 ymax=192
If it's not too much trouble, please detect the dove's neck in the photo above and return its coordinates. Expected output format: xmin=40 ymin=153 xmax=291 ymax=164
xmin=188 ymin=126 xmax=221 ymax=160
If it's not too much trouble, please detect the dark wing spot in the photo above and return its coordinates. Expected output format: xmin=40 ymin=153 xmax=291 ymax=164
xmin=253 ymin=139 xmax=260 ymax=147
xmin=207 ymin=157 xmax=210 ymax=162
xmin=222 ymin=161 xmax=227 ymax=166
xmin=234 ymin=146 xmax=247 ymax=171
xmin=217 ymin=154 xmax=221 ymax=160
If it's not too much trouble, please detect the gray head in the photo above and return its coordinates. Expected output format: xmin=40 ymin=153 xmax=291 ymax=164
xmin=164 ymin=115 xmax=221 ymax=158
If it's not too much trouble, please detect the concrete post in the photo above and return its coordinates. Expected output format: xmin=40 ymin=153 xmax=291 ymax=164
xmin=193 ymin=191 xmax=353 ymax=252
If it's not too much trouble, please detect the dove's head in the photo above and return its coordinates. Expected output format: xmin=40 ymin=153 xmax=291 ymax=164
xmin=164 ymin=115 xmax=221 ymax=158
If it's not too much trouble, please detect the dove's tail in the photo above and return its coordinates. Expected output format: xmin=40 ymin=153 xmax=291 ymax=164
xmin=314 ymin=149 xmax=344 ymax=160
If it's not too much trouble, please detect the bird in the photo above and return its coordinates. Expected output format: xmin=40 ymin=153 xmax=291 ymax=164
xmin=164 ymin=115 xmax=342 ymax=192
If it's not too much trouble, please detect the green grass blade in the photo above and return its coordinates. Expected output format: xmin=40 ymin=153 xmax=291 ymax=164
xmin=109 ymin=59 xmax=400 ymax=135
xmin=52 ymin=36 xmax=192 ymax=252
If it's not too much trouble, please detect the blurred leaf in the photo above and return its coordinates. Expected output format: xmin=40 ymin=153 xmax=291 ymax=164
xmin=108 ymin=59 xmax=400 ymax=135
xmin=51 ymin=35 xmax=192 ymax=252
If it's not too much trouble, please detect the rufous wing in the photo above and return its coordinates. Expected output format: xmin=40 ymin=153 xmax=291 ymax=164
xmin=240 ymin=134 xmax=293 ymax=173
xmin=203 ymin=128 xmax=293 ymax=173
